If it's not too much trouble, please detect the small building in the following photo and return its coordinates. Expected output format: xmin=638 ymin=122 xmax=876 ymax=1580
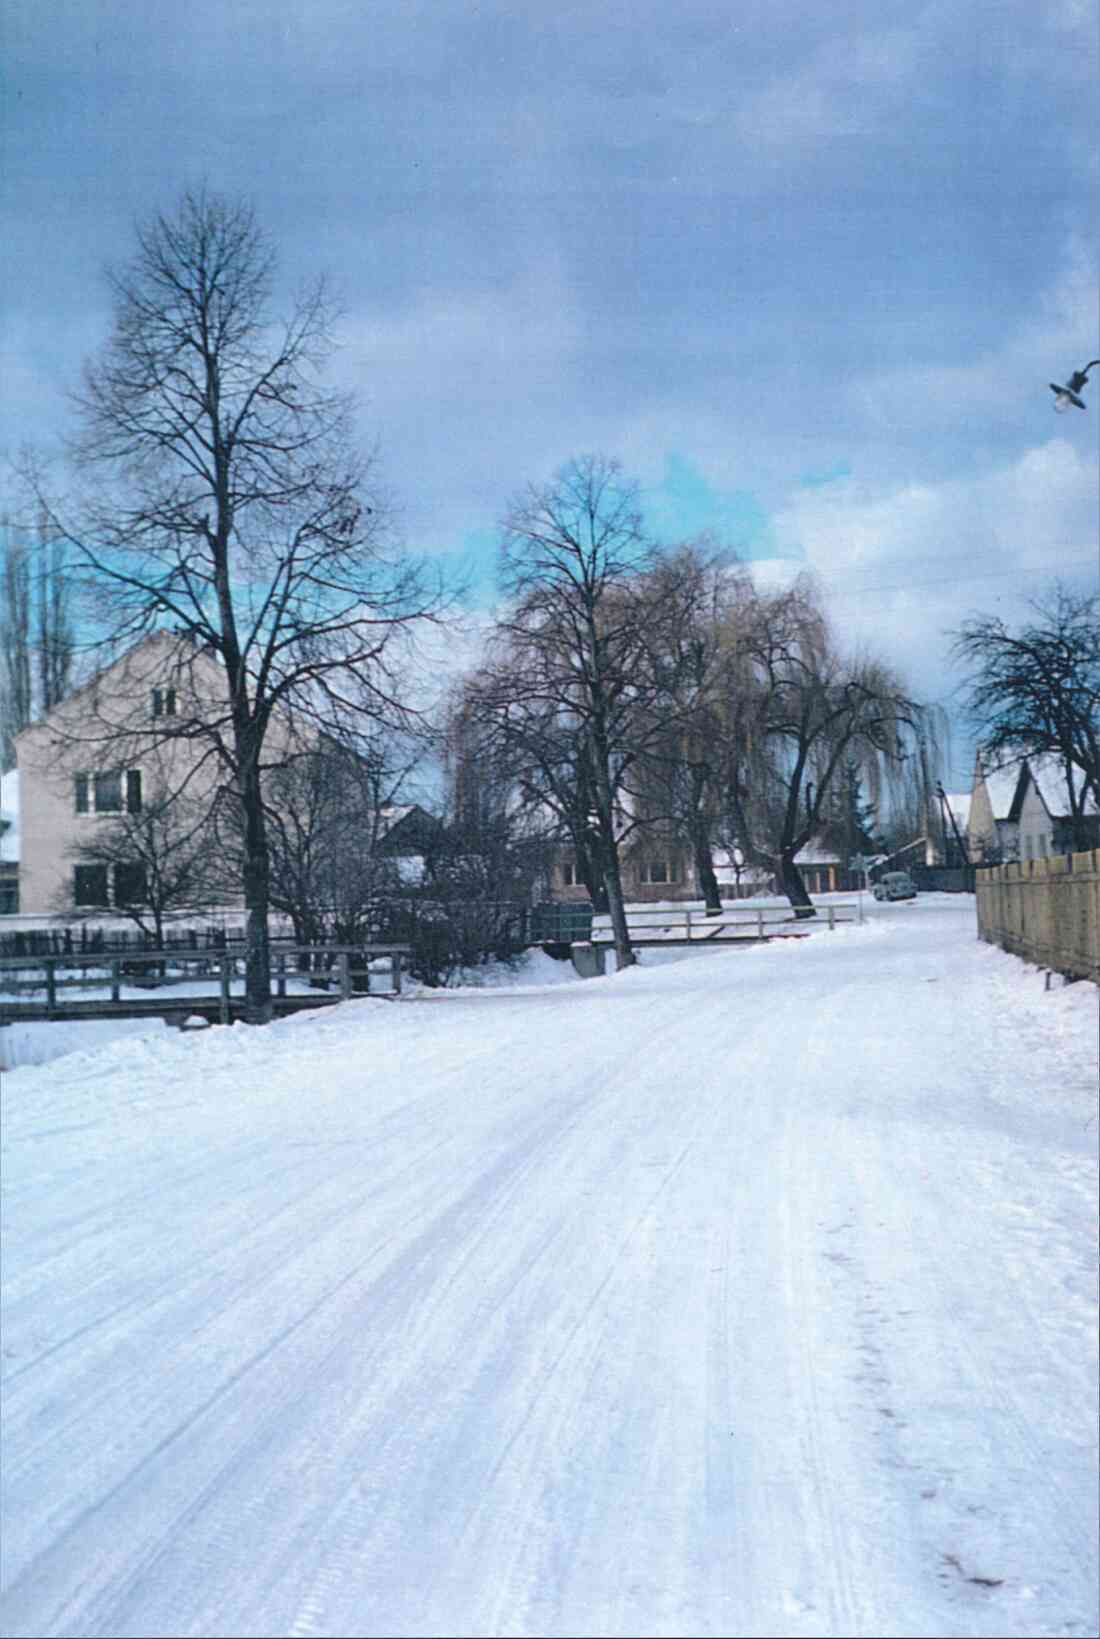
xmin=967 ymin=755 xmax=1025 ymax=864
xmin=1016 ymin=759 xmax=1099 ymax=859
xmin=967 ymin=752 xmax=1098 ymax=865
xmin=792 ymin=838 xmax=846 ymax=895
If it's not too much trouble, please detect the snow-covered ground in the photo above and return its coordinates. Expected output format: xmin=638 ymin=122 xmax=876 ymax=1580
xmin=1 ymin=896 xmax=1096 ymax=1639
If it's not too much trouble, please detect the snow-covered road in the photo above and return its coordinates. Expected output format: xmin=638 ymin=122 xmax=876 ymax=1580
xmin=1 ymin=898 xmax=1097 ymax=1638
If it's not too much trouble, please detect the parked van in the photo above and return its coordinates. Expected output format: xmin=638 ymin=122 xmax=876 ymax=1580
xmin=872 ymin=871 xmax=917 ymax=902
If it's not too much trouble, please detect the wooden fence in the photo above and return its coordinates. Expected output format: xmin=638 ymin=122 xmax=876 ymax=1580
xmin=589 ymin=903 xmax=860 ymax=945
xmin=975 ymin=849 xmax=1099 ymax=982
xmin=0 ymin=943 xmax=411 ymax=1026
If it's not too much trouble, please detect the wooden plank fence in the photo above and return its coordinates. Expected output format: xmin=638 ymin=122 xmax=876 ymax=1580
xmin=975 ymin=849 xmax=1099 ymax=983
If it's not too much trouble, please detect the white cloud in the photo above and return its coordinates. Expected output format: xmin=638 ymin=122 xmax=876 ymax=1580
xmin=731 ymin=26 xmax=920 ymax=151
xmin=769 ymin=437 xmax=1098 ymax=712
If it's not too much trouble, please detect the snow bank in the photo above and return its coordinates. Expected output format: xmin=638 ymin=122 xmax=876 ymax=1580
xmin=0 ymin=1015 xmax=173 ymax=1070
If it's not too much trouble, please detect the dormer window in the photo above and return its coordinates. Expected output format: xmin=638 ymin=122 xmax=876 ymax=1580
xmin=152 ymin=686 xmax=177 ymax=718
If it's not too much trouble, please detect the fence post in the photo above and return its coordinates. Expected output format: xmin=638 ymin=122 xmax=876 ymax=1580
xmin=393 ymin=951 xmax=402 ymax=994
xmin=46 ymin=957 xmax=57 ymax=1015
xmin=338 ymin=952 xmax=352 ymax=1001
xmin=276 ymin=951 xmax=286 ymax=999
xmin=827 ymin=906 xmax=835 ymax=932
xmin=111 ymin=958 xmax=121 ymax=1001
xmin=685 ymin=909 xmax=692 ymax=940
xmin=219 ymin=954 xmax=231 ymax=1026
xmin=757 ymin=909 xmax=764 ymax=939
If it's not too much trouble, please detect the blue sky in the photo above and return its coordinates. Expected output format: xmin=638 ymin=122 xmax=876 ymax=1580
xmin=2 ymin=0 xmax=1097 ymax=784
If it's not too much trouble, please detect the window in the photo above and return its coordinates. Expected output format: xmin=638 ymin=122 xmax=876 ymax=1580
xmin=113 ymin=861 xmax=148 ymax=905
xmin=152 ymin=686 xmax=177 ymax=718
xmin=74 ymin=864 xmax=109 ymax=906
xmin=93 ymin=771 xmax=123 ymax=813
xmin=75 ymin=769 xmax=142 ymax=814
xmin=561 ymin=859 xmax=579 ymax=887
xmin=0 ymin=871 xmax=17 ymax=915
xmin=640 ymin=858 xmax=680 ymax=885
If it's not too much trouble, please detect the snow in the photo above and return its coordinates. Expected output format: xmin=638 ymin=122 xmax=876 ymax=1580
xmin=0 ymin=1014 xmax=173 ymax=1070
xmin=981 ymin=761 xmax=1025 ymax=821
xmin=943 ymin=790 xmax=971 ymax=829
xmin=1 ymin=897 xmax=1096 ymax=1639
xmin=0 ymin=766 xmax=18 ymax=862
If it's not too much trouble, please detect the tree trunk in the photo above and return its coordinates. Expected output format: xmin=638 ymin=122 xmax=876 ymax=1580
xmin=692 ymin=826 xmax=721 ymax=914
xmin=602 ymin=845 xmax=635 ymax=968
xmin=590 ymin=741 xmax=634 ymax=967
xmin=576 ymin=831 xmax=609 ymax=913
xmin=239 ymin=762 xmax=273 ymax=1023
xmin=779 ymin=851 xmax=816 ymax=918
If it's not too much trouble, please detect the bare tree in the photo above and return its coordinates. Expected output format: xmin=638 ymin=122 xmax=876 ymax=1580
xmin=730 ymin=579 xmax=941 ymax=914
xmin=627 ymin=545 xmax=757 ymax=914
xmin=252 ymin=735 xmax=418 ymax=947
xmin=0 ymin=505 xmax=75 ymax=765
xmin=0 ymin=517 xmax=32 ymax=766
xmin=953 ymin=586 xmax=1099 ymax=849
xmin=48 ymin=188 xmax=439 ymax=1021
xmin=35 ymin=509 xmax=74 ymax=714
xmin=479 ymin=455 xmax=686 ymax=968
xmin=67 ymin=787 xmax=220 ymax=947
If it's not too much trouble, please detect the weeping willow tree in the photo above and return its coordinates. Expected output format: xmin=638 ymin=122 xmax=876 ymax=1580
xmin=0 ymin=509 xmax=74 ymax=766
xmin=727 ymin=577 xmax=945 ymax=914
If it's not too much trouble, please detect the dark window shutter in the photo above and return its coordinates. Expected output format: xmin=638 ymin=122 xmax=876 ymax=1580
xmin=165 ymin=688 xmax=177 ymax=716
xmin=152 ymin=688 xmax=162 ymax=718
xmin=75 ymin=773 xmax=89 ymax=814
xmin=126 ymin=770 xmax=143 ymax=814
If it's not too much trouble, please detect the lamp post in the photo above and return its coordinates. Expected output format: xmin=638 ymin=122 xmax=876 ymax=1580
xmin=1049 ymin=360 xmax=1100 ymax=412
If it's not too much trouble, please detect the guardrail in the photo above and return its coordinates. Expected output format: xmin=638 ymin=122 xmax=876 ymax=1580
xmin=0 ymin=943 xmax=412 ymax=1025
xmin=589 ymin=903 xmax=861 ymax=944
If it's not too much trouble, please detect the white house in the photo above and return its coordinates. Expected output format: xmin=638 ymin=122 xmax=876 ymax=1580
xmin=967 ymin=752 xmax=1098 ymax=865
xmin=967 ymin=755 xmax=1026 ymax=863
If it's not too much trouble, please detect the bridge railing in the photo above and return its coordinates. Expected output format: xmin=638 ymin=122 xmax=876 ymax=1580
xmin=0 ymin=943 xmax=412 ymax=1024
xmin=589 ymin=903 xmax=861 ymax=943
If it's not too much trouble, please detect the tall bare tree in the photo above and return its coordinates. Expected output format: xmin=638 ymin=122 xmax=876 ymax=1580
xmin=0 ymin=507 xmax=73 ymax=765
xmin=49 ymin=188 xmax=438 ymax=1021
xmin=479 ymin=455 xmax=686 ymax=968
xmin=627 ymin=545 xmax=757 ymax=914
xmin=953 ymin=586 xmax=1099 ymax=849
xmin=730 ymin=579 xmax=942 ymax=913
xmin=0 ymin=516 xmax=32 ymax=767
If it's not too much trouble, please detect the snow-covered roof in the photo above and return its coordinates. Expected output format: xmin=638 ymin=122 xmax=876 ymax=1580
xmin=793 ymin=836 xmax=842 ymax=866
xmin=1025 ymin=755 xmax=1099 ymax=819
xmin=0 ymin=767 xmax=19 ymax=863
xmin=978 ymin=761 xmax=1024 ymax=820
xmin=942 ymin=791 xmax=970 ymax=828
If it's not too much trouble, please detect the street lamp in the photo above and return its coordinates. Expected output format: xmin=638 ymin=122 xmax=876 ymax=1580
xmin=1049 ymin=360 xmax=1100 ymax=412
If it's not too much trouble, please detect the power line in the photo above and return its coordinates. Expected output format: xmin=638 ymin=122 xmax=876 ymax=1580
xmin=818 ymin=558 xmax=1097 ymax=602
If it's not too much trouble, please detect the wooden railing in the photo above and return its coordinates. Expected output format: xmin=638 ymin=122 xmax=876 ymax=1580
xmin=589 ymin=903 xmax=861 ymax=944
xmin=0 ymin=943 xmax=412 ymax=1024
